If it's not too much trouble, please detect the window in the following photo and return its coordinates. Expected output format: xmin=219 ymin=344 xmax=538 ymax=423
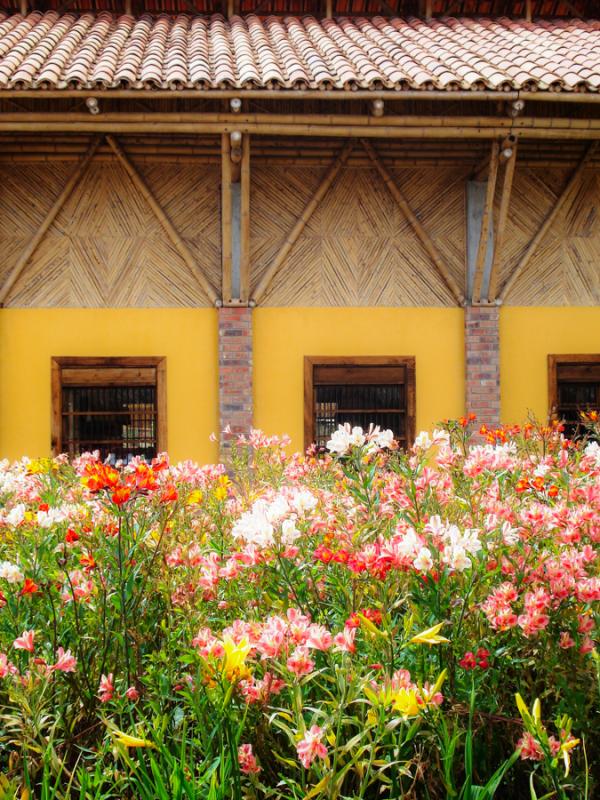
xmin=304 ymin=356 xmax=416 ymax=451
xmin=51 ymin=357 xmax=166 ymax=461
xmin=548 ymin=355 xmax=600 ymax=438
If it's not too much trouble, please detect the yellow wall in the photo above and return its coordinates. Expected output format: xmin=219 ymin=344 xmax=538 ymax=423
xmin=0 ymin=309 xmax=219 ymax=463
xmin=500 ymin=307 xmax=600 ymax=424
xmin=253 ymin=308 xmax=465 ymax=450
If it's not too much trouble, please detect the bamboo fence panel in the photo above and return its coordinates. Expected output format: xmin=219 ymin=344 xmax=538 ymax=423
xmin=0 ymin=161 xmax=220 ymax=306
xmin=498 ymin=166 xmax=600 ymax=305
xmin=250 ymin=163 xmax=466 ymax=306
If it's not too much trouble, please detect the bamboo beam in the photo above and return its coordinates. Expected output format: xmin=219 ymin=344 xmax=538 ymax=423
xmin=499 ymin=141 xmax=598 ymax=302
xmin=487 ymin=141 xmax=518 ymax=303
xmin=0 ymin=136 xmax=102 ymax=306
xmin=2 ymin=116 xmax=600 ymax=141
xmin=472 ymin=140 xmax=499 ymax=303
xmin=2 ymin=89 xmax=600 ymax=105
xmin=361 ymin=139 xmax=464 ymax=305
xmin=252 ymin=141 xmax=354 ymax=304
xmin=221 ymin=133 xmax=232 ymax=303
xmin=106 ymin=134 xmax=218 ymax=305
xmin=6 ymin=112 xmax=600 ymax=129
xmin=240 ymin=134 xmax=250 ymax=303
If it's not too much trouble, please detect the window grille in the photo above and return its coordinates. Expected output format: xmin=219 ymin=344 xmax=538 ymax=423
xmin=548 ymin=355 xmax=600 ymax=438
xmin=51 ymin=358 xmax=166 ymax=462
xmin=304 ymin=357 xmax=415 ymax=451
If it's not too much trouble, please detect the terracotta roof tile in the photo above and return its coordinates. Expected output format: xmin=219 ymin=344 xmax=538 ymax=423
xmin=0 ymin=10 xmax=598 ymax=92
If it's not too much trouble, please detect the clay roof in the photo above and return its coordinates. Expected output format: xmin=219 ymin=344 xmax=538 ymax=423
xmin=0 ymin=11 xmax=598 ymax=92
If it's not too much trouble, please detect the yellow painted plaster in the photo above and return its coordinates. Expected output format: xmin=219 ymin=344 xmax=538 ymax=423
xmin=500 ymin=307 xmax=600 ymax=424
xmin=0 ymin=309 xmax=219 ymax=463
xmin=253 ymin=307 xmax=465 ymax=451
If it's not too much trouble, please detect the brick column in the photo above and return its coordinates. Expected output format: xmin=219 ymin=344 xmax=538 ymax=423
xmin=465 ymin=305 xmax=500 ymax=427
xmin=218 ymin=307 xmax=253 ymax=452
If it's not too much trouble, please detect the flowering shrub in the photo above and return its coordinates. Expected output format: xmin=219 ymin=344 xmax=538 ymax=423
xmin=0 ymin=418 xmax=598 ymax=798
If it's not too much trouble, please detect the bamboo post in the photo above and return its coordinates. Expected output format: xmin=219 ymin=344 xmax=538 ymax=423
xmin=19 ymin=0 xmax=27 ymax=14
xmin=472 ymin=140 xmax=499 ymax=303
xmin=487 ymin=141 xmax=518 ymax=303
xmin=240 ymin=134 xmax=250 ymax=303
xmin=0 ymin=136 xmax=102 ymax=306
xmin=106 ymin=134 xmax=218 ymax=305
xmin=221 ymin=133 xmax=233 ymax=303
xmin=362 ymin=139 xmax=464 ymax=305
xmin=499 ymin=141 xmax=597 ymax=302
xmin=251 ymin=141 xmax=354 ymax=304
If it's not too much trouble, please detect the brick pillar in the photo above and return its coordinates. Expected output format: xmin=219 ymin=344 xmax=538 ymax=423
xmin=465 ymin=305 xmax=500 ymax=427
xmin=219 ymin=307 xmax=253 ymax=452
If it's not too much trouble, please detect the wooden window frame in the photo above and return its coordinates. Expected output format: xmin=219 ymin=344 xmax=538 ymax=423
xmin=304 ymin=356 xmax=416 ymax=450
xmin=548 ymin=354 xmax=600 ymax=419
xmin=51 ymin=356 xmax=167 ymax=457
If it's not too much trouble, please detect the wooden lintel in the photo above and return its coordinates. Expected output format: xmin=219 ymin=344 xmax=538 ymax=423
xmin=499 ymin=141 xmax=598 ymax=302
xmin=252 ymin=141 xmax=354 ymax=304
xmin=487 ymin=141 xmax=518 ymax=303
xmin=0 ymin=136 xmax=102 ymax=306
xmin=472 ymin=140 xmax=499 ymax=304
xmin=106 ymin=134 xmax=218 ymax=305
xmin=362 ymin=139 xmax=464 ymax=306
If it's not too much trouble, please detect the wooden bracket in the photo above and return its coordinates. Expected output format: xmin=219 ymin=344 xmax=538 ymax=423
xmin=106 ymin=134 xmax=218 ymax=306
xmin=0 ymin=136 xmax=102 ymax=306
xmin=499 ymin=141 xmax=598 ymax=302
xmin=362 ymin=139 xmax=464 ymax=306
xmin=251 ymin=140 xmax=354 ymax=305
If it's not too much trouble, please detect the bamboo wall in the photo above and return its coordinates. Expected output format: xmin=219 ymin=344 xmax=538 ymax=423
xmin=0 ymin=136 xmax=598 ymax=308
xmin=0 ymin=159 xmax=220 ymax=307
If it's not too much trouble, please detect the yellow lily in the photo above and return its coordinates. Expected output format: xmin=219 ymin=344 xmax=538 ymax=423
xmin=390 ymin=688 xmax=421 ymax=718
xmin=409 ymin=622 xmax=449 ymax=646
xmin=112 ymin=730 xmax=156 ymax=749
xmin=187 ymin=489 xmax=203 ymax=505
xmin=560 ymin=737 xmax=580 ymax=777
xmin=222 ymin=635 xmax=251 ymax=682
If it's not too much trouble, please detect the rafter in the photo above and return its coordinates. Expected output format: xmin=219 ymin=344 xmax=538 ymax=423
xmin=472 ymin=140 xmax=499 ymax=304
xmin=487 ymin=141 xmax=518 ymax=303
xmin=106 ymin=134 xmax=218 ymax=306
xmin=361 ymin=139 xmax=464 ymax=306
xmin=0 ymin=136 xmax=102 ymax=306
xmin=251 ymin=140 xmax=354 ymax=304
xmin=499 ymin=141 xmax=597 ymax=302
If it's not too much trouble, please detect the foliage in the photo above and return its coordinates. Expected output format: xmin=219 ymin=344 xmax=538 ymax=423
xmin=0 ymin=416 xmax=598 ymax=798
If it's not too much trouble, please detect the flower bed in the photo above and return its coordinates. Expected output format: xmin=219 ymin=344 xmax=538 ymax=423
xmin=0 ymin=419 xmax=598 ymax=799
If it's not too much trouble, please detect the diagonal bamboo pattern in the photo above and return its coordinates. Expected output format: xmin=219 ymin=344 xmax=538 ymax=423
xmin=0 ymin=137 xmax=102 ymax=305
xmin=361 ymin=139 xmax=464 ymax=305
xmin=499 ymin=142 xmax=598 ymax=302
xmin=251 ymin=141 xmax=354 ymax=303
xmin=106 ymin=135 xmax=218 ymax=305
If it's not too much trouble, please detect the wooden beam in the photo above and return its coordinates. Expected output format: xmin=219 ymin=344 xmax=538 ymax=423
xmin=472 ymin=140 xmax=499 ymax=303
xmin=3 ymin=113 xmax=600 ymax=140
xmin=362 ymin=139 xmax=464 ymax=306
xmin=106 ymin=134 xmax=218 ymax=306
xmin=499 ymin=142 xmax=597 ymax=302
xmin=240 ymin=134 xmax=250 ymax=303
xmin=0 ymin=136 xmax=102 ymax=306
xmin=252 ymin=141 xmax=354 ymax=304
xmin=487 ymin=141 xmax=518 ymax=303
xmin=221 ymin=133 xmax=233 ymax=303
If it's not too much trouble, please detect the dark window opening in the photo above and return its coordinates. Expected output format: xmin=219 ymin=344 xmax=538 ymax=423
xmin=549 ymin=355 xmax=600 ymax=440
xmin=305 ymin=357 xmax=415 ymax=451
xmin=52 ymin=358 xmax=166 ymax=462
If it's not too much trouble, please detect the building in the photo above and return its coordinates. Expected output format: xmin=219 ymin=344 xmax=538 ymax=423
xmin=0 ymin=0 xmax=598 ymax=463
